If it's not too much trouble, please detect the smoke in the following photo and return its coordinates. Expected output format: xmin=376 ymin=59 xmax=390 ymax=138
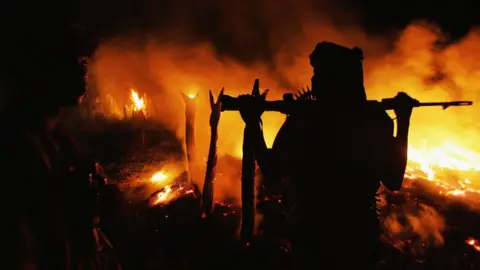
xmin=90 ymin=1 xmax=387 ymax=201
xmin=90 ymin=20 xmax=480 ymax=188
xmin=365 ymin=23 xmax=480 ymax=151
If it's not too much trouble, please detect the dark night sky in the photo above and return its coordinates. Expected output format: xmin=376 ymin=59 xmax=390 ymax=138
xmin=72 ymin=0 xmax=479 ymax=61
xmin=2 ymin=0 xmax=479 ymax=63
xmin=351 ymin=0 xmax=478 ymax=38
xmin=79 ymin=1 xmax=479 ymax=35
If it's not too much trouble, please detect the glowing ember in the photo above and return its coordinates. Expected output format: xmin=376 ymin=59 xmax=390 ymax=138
xmin=151 ymin=171 xmax=168 ymax=183
xmin=130 ymin=89 xmax=146 ymax=113
xmin=444 ymin=189 xmax=465 ymax=196
xmin=466 ymin=237 xmax=480 ymax=252
xmin=155 ymin=185 xmax=173 ymax=203
xmin=187 ymin=93 xmax=196 ymax=99
xmin=150 ymin=183 xmax=196 ymax=206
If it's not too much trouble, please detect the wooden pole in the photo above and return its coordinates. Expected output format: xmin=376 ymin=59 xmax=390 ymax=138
xmin=240 ymin=79 xmax=265 ymax=245
xmin=182 ymin=94 xmax=197 ymax=183
xmin=201 ymin=89 xmax=223 ymax=216
xmin=240 ymin=125 xmax=255 ymax=245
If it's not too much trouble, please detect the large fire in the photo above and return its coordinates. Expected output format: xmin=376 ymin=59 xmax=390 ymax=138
xmin=406 ymin=143 xmax=480 ymax=198
xmin=121 ymin=86 xmax=480 ymax=257
xmin=128 ymin=88 xmax=480 ymax=211
xmin=89 ymin=22 xmax=480 ymax=259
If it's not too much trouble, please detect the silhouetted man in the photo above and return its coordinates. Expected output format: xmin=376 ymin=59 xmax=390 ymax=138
xmin=238 ymin=42 xmax=416 ymax=269
xmin=1 ymin=9 xmax=121 ymax=270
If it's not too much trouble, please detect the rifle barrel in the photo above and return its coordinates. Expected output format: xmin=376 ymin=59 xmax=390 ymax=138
xmin=220 ymin=94 xmax=473 ymax=114
xmin=418 ymin=101 xmax=473 ymax=107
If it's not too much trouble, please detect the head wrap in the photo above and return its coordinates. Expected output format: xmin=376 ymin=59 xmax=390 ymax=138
xmin=309 ymin=42 xmax=366 ymax=101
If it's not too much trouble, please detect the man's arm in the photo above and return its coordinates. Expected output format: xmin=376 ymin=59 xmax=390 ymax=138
xmin=380 ymin=92 xmax=416 ymax=191
xmin=247 ymin=120 xmax=289 ymax=181
xmin=381 ymin=117 xmax=410 ymax=191
xmin=238 ymin=79 xmax=288 ymax=181
xmin=248 ymin=121 xmax=270 ymax=172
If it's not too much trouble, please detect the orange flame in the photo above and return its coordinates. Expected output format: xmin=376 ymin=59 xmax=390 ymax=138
xmin=466 ymin=237 xmax=480 ymax=252
xmin=406 ymin=142 xmax=480 ymax=198
xmin=130 ymin=89 xmax=146 ymax=113
xmin=150 ymin=184 xmax=195 ymax=206
xmin=151 ymin=171 xmax=168 ymax=183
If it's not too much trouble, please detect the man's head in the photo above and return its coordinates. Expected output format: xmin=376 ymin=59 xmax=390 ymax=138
xmin=1 ymin=9 xmax=96 ymax=115
xmin=309 ymin=42 xmax=366 ymax=104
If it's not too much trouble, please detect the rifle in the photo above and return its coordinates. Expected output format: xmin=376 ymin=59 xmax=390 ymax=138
xmin=220 ymin=93 xmax=473 ymax=115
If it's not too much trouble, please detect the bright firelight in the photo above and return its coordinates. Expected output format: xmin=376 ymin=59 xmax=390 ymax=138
xmin=151 ymin=171 xmax=168 ymax=183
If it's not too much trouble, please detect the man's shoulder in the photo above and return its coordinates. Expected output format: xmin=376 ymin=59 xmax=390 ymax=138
xmin=362 ymin=104 xmax=393 ymax=127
